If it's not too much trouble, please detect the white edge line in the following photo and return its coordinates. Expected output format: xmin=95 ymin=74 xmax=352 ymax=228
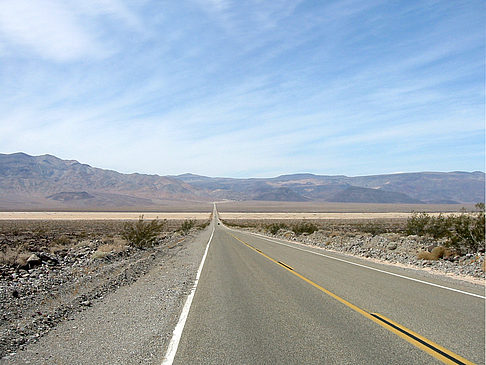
xmin=162 ymin=224 xmax=215 ymax=365
xmin=226 ymin=226 xmax=485 ymax=300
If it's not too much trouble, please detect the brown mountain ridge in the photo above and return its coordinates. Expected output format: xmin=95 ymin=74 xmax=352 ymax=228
xmin=0 ymin=153 xmax=484 ymax=210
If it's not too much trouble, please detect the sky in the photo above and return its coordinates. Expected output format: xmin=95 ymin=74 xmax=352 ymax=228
xmin=0 ymin=0 xmax=484 ymax=178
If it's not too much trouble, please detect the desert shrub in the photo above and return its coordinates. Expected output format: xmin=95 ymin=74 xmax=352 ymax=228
xmin=265 ymin=222 xmax=288 ymax=235
xmin=121 ymin=216 xmax=166 ymax=248
xmin=34 ymin=226 xmax=47 ymax=238
xmin=292 ymin=222 xmax=318 ymax=236
xmin=198 ymin=220 xmax=210 ymax=230
xmin=426 ymin=213 xmax=450 ymax=239
xmin=447 ymin=204 xmax=485 ymax=252
xmin=356 ymin=222 xmax=389 ymax=236
xmin=179 ymin=219 xmax=196 ymax=234
xmin=407 ymin=204 xmax=485 ymax=253
xmin=406 ymin=212 xmax=431 ymax=236
xmin=221 ymin=220 xmax=239 ymax=227
xmin=53 ymin=235 xmax=71 ymax=246
xmin=0 ymin=247 xmax=31 ymax=266
xmin=77 ymin=231 xmax=88 ymax=239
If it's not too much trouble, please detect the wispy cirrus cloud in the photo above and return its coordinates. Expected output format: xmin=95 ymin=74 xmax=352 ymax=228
xmin=0 ymin=0 xmax=144 ymax=61
xmin=0 ymin=0 xmax=483 ymax=177
xmin=0 ymin=0 xmax=100 ymax=61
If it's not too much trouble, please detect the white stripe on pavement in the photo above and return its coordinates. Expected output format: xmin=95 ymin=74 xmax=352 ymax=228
xmin=227 ymin=227 xmax=485 ymax=300
xmin=162 ymin=225 xmax=215 ymax=365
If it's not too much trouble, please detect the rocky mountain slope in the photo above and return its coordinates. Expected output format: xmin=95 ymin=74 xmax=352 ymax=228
xmin=176 ymin=171 xmax=484 ymax=204
xmin=0 ymin=153 xmax=208 ymax=209
xmin=0 ymin=153 xmax=484 ymax=209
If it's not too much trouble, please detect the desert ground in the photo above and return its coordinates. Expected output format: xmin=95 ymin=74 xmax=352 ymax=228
xmin=215 ymin=201 xmax=477 ymax=213
xmin=218 ymin=212 xmax=456 ymax=220
xmin=0 ymin=217 xmax=211 ymax=359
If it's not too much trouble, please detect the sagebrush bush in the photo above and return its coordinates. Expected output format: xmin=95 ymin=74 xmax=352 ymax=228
xmin=406 ymin=212 xmax=430 ymax=236
xmin=265 ymin=222 xmax=288 ymax=235
xmin=53 ymin=235 xmax=71 ymax=246
xmin=356 ymin=222 xmax=390 ymax=236
xmin=0 ymin=247 xmax=30 ymax=266
xmin=292 ymin=222 xmax=318 ymax=236
xmin=179 ymin=219 xmax=196 ymax=234
xmin=426 ymin=213 xmax=451 ymax=239
xmin=198 ymin=220 xmax=210 ymax=230
xmin=121 ymin=216 xmax=166 ymax=248
xmin=447 ymin=207 xmax=485 ymax=252
xmin=406 ymin=204 xmax=485 ymax=253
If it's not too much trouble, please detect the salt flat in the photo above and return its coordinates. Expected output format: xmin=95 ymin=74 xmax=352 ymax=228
xmin=0 ymin=212 xmax=211 ymax=220
xmin=218 ymin=212 xmax=456 ymax=220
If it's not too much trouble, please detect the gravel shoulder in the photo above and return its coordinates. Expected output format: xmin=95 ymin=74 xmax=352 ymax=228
xmin=2 ymin=225 xmax=211 ymax=364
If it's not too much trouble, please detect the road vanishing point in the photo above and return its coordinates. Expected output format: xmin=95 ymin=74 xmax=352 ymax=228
xmin=165 ymin=207 xmax=485 ymax=364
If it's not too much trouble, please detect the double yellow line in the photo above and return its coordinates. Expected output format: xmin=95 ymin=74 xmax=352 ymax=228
xmin=229 ymin=232 xmax=476 ymax=365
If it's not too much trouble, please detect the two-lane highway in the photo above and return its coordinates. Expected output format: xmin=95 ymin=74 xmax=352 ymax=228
xmin=168 ymin=215 xmax=485 ymax=364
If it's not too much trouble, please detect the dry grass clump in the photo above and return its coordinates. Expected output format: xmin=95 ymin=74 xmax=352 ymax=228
xmin=91 ymin=250 xmax=110 ymax=259
xmin=53 ymin=235 xmax=71 ymax=246
xmin=0 ymin=247 xmax=31 ymax=266
xmin=99 ymin=238 xmax=127 ymax=253
xmin=91 ymin=238 xmax=128 ymax=259
xmin=416 ymin=246 xmax=456 ymax=260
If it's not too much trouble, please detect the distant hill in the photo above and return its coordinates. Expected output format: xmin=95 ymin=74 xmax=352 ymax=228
xmin=0 ymin=152 xmax=483 ymax=209
xmin=328 ymin=186 xmax=423 ymax=204
xmin=176 ymin=171 xmax=484 ymax=204
xmin=47 ymin=191 xmax=95 ymax=201
xmin=0 ymin=153 xmax=208 ymax=210
xmin=253 ymin=187 xmax=309 ymax=202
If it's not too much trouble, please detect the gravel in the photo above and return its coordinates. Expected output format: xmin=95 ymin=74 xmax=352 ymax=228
xmin=0 ymin=227 xmax=211 ymax=364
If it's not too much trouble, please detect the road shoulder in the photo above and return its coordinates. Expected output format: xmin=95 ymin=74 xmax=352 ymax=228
xmin=3 ymin=226 xmax=212 ymax=365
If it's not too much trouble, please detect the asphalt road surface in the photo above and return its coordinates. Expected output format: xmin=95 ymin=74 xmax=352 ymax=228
xmin=171 ymin=215 xmax=485 ymax=364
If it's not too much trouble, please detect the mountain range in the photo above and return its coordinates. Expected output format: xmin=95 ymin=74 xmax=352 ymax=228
xmin=0 ymin=153 xmax=484 ymax=210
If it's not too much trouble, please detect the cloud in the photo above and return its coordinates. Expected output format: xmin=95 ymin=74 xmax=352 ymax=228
xmin=0 ymin=0 xmax=483 ymax=177
xmin=0 ymin=0 xmax=99 ymax=61
xmin=0 ymin=0 xmax=144 ymax=62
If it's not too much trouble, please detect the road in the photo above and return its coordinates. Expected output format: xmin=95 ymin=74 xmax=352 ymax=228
xmin=170 ymin=211 xmax=485 ymax=364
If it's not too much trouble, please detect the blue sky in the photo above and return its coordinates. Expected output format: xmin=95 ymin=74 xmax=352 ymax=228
xmin=0 ymin=0 xmax=484 ymax=177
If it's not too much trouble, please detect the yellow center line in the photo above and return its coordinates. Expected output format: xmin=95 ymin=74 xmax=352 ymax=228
xmin=228 ymin=232 xmax=476 ymax=365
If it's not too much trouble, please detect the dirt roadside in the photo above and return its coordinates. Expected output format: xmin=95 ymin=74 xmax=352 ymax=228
xmin=1 ymin=226 xmax=211 ymax=364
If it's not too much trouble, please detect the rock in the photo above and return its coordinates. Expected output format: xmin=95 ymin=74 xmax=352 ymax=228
xmin=80 ymin=300 xmax=92 ymax=307
xmin=282 ymin=231 xmax=295 ymax=239
xmin=387 ymin=243 xmax=398 ymax=250
xmin=26 ymin=254 xmax=42 ymax=267
xmin=37 ymin=252 xmax=59 ymax=265
xmin=426 ymin=244 xmax=436 ymax=252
